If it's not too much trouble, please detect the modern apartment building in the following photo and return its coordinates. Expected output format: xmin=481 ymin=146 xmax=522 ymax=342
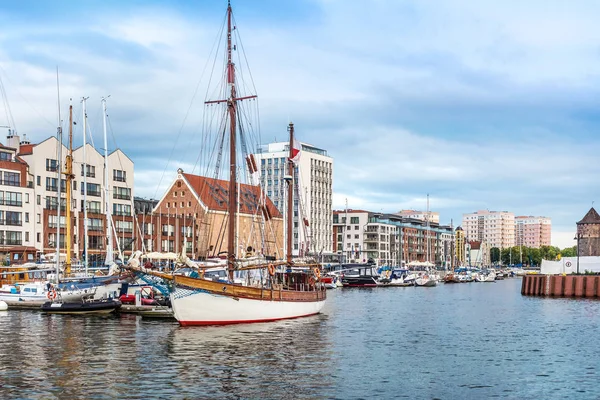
xmin=0 ymin=134 xmax=35 ymax=263
xmin=462 ymin=210 xmax=515 ymax=249
xmin=333 ymin=210 xmax=454 ymax=267
xmin=396 ymin=209 xmax=440 ymax=224
xmin=2 ymin=132 xmax=136 ymax=263
xmin=515 ymin=216 xmax=551 ymax=248
xmin=255 ymin=139 xmax=333 ymax=256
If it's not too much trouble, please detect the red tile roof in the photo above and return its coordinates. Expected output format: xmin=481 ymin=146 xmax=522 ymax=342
xmin=182 ymin=173 xmax=281 ymax=218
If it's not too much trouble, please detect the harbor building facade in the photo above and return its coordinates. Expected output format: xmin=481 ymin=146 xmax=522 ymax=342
xmin=455 ymin=227 xmax=465 ymax=266
xmin=515 ymin=216 xmax=551 ymax=248
xmin=254 ymin=140 xmax=333 ymax=256
xmin=462 ymin=210 xmax=515 ymax=249
xmin=0 ymin=135 xmax=36 ymax=263
xmin=333 ymin=210 xmax=454 ymax=267
xmin=0 ymin=131 xmax=139 ymax=264
xmin=153 ymin=169 xmax=283 ymax=260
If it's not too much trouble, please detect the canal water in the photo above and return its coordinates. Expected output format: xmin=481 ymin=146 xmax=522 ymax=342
xmin=1 ymin=278 xmax=599 ymax=399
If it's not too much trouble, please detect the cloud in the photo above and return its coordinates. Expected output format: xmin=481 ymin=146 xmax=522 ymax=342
xmin=0 ymin=0 xmax=598 ymax=249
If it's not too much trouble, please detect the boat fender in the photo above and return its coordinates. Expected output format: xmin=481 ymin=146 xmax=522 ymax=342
xmin=314 ymin=267 xmax=321 ymax=280
xmin=268 ymin=264 xmax=275 ymax=276
xmin=47 ymin=290 xmax=57 ymax=300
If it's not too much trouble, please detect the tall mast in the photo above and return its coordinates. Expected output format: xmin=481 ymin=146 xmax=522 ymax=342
xmin=286 ymin=123 xmax=294 ymax=265
xmin=82 ymin=97 xmax=89 ymax=276
xmin=55 ymin=68 xmax=62 ymax=284
xmin=426 ymin=194 xmax=430 ymax=265
xmin=204 ymin=1 xmax=256 ymax=281
xmin=102 ymin=97 xmax=113 ymax=266
xmin=64 ymin=100 xmax=74 ymax=276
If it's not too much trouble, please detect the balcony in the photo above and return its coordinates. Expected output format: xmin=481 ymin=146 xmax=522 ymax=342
xmin=5 ymin=219 xmax=22 ymax=226
xmin=113 ymin=193 xmax=131 ymax=200
xmin=113 ymin=175 xmax=126 ymax=182
xmin=0 ymin=179 xmax=20 ymax=187
xmin=5 ymin=239 xmax=22 ymax=246
xmin=88 ymin=226 xmax=103 ymax=232
xmin=46 ymin=185 xmax=58 ymax=192
xmin=117 ymin=228 xmax=133 ymax=234
xmin=5 ymin=200 xmax=22 ymax=207
xmin=161 ymin=231 xmax=173 ymax=237
xmin=113 ymin=211 xmax=130 ymax=217
xmin=88 ymin=208 xmax=102 ymax=214
xmin=85 ymin=190 xmax=101 ymax=197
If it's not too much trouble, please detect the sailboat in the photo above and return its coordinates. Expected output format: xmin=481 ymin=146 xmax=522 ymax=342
xmin=415 ymin=195 xmax=437 ymax=287
xmin=137 ymin=2 xmax=326 ymax=325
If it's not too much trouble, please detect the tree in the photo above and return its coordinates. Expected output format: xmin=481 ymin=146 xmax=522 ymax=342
xmin=490 ymin=247 xmax=500 ymax=263
xmin=560 ymin=246 xmax=577 ymax=258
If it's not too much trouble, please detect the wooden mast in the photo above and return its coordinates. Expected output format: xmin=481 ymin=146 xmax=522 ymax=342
xmin=286 ymin=123 xmax=294 ymax=265
xmin=64 ymin=101 xmax=74 ymax=276
xmin=205 ymin=1 xmax=256 ymax=281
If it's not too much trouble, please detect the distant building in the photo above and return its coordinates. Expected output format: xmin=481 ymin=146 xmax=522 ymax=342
xmin=576 ymin=207 xmax=600 ymax=257
xmin=396 ymin=209 xmax=440 ymax=224
xmin=462 ymin=210 xmax=515 ymax=249
xmin=333 ymin=210 xmax=453 ymax=267
xmin=254 ymin=140 xmax=333 ymax=256
xmin=515 ymin=216 xmax=551 ymax=248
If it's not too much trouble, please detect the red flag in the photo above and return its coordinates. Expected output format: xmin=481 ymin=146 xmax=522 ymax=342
xmin=290 ymin=137 xmax=301 ymax=164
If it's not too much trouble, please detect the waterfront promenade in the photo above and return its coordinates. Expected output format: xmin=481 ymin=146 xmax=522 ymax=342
xmin=0 ymin=278 xmax=598 ymax=399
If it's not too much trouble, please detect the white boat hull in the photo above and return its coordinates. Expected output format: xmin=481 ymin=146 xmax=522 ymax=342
xmin=170 ymin=286 xmax=326 ymax=326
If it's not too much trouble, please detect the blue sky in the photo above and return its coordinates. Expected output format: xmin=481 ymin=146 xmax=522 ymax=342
xmin=0 ymin=0 xmax=599 ymax=248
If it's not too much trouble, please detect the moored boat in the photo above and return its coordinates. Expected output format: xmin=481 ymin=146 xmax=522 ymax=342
xmin=41 ymin=298 xmax=121 ymax=315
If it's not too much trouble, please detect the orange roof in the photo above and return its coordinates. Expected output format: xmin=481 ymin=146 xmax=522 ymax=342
xmin=182 ymin=173 xmax=282 ymax=218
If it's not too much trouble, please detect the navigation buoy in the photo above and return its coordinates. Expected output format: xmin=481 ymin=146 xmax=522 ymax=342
xmin=0 ymin=301 xmax=8 ymax=311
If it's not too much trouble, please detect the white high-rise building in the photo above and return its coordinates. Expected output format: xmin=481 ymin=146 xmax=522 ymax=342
xmin=462 ymin=210 xmax=515 ymax=248
xmin=255 ymin=139 xmax=333 ymax=256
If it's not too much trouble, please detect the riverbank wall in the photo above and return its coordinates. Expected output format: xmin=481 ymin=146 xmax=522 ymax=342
xmin=521 ymin=274 xmax=600 ymax=298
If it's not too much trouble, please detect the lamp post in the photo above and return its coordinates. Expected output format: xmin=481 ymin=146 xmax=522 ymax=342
xmin=574 ymin=232 xmax=582 ymax=274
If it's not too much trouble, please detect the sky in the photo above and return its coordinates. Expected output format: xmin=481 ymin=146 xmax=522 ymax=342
xmin=0 ymin=0 xmax=599 ymax=249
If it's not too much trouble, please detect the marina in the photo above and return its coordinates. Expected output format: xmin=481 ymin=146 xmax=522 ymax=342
xmin=0 ymin=278 xmax=598 ymax=399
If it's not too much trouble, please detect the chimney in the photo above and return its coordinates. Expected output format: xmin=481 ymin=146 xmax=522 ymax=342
xmin=6 ymin=129 xmax=20 ymax=154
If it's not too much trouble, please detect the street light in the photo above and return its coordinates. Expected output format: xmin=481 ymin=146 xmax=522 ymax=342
xmin=574 ymin=232 xmax=582 ymax=274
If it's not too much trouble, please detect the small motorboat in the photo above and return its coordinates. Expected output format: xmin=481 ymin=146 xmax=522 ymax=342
xmin=41 ymin=298 xmax=122 ymax=315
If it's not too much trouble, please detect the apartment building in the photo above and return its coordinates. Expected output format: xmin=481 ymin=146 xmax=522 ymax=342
xmin=3 ymin=132 xmax=136 ymax=262
xmin=255 ymin=139 xmax=333 ymax=256
xmin=0 ymin=134 xmax=35 ymax=263
xmin=396 ymin=209 xmax=440 ymax=224
xmin=462 ymin=210 xmax=515 ymax=249
xmin=333 ymin=210 xmax=454 ymax=267
xmin=515 ymin=216 xmax=551 ymax=248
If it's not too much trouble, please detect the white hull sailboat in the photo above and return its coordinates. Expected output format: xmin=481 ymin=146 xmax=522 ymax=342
xmin=164 ymin=2 xmax=326 ymax=326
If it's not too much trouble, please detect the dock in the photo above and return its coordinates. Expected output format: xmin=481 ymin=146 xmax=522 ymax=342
xmin=522 ymin=274 xmax=600 ymax=298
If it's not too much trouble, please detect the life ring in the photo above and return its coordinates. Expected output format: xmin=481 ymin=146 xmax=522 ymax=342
xmin=268 ymin=264 xmax=275 ymax=276
xmin=47 ymin=289 xmax=57 ymax=300
xmin=313 ymin=267 xmax=321 ymax=279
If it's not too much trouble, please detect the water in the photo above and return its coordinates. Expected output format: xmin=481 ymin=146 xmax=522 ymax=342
xmin=1 ymin=278 xmax=599 ymax=399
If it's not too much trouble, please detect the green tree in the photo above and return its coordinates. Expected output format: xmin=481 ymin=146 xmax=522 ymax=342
xmin=560 ymin=246 xmax=577 ymax=257
xmin=490 ymin=247 xmax=500 ymax=263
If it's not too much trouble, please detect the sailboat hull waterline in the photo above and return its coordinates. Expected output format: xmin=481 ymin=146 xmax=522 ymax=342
xmin=170 ymin=275 xmax=326 ymax=326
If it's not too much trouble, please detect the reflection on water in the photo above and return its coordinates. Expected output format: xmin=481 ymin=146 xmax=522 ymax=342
xmin=0 ymin=279 xmax=599 ymax=399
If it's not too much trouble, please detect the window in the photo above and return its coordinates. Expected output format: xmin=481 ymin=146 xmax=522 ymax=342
xmin=73 ymin=181 xmax=77 ymax=191
xmin=5 ymin=231 xmax=22 ymax=245
xmin=37 ymin=233 xmax=40 ymax=243
xmin=25 ymin=232 xmax=29 ymax=242
xmin=46 ymin=158 xmax=58 ymax=172
xmin=81 ymin=164 xmax=95 ymax=178
xmin=25 ymin=193 xmax=29 ymax=203
xmin=188 ymin=201 xmax=191 ymax=207
xmin=5 ymin=192 xmax=22 ymax=206
xmin=113 ymin=169 xmax=126 ymax=182
xmin=2 ymin=171 xmax=20 ymax=187
xmin=46 ymin=177 xmax=58 ymax=192
xmin=36 ymin=175 xmax=41 ymax=186
xmin=115 ymin=220 xmax=133 ymax=233
xmin=113 ymin=203 xmax=131 ymax=217
xmin=88 ymin=218 xmax=103 ymax=231
xmin=25 ymin=212 xmax=29 ymax=223
xmin=37 ymin=195 xmax=40 ymax=205
xmin=48 ymin=215 xmax=66 ymax=228
xmin=350 ymin=217 xmax=359 ymax=224
xmin=113 ymin=187 xmax=131 ymax=200
xmin=173 ymin=192 xmax=177 ymax=197
xmin=46 ymin=196 xmax=65 ymax=211
xmin=0 ymin=151 xmax=11 ymax=161
xmin=355 ymin=234 xmax=359 ymax=239
xmin=82 ymin=183 xmax=101 ymax=197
